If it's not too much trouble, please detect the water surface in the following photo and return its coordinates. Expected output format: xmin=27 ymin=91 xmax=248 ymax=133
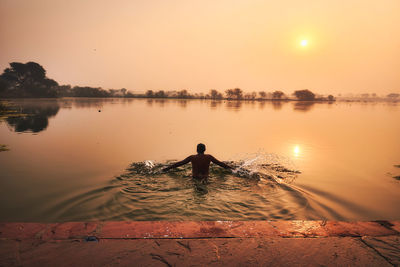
xmin=0 ymin=98 xmax=399 ymax=221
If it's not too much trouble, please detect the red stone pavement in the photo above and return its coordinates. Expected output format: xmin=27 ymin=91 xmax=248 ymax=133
xmin=1 ymin=221 xmax=399 ymax=266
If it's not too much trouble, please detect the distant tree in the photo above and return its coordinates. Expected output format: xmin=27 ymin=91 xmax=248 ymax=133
xmin=177 ymin=89 xmax=190 ymax=98
xmin=233 ymin=88 xmax=243 ymax=99
xmin=196 ymin=93 xmax=205 ymax=99
xmin=146 ymin=90 xmax=154 ymax=97
xmin=244 ymin=92 xmax=257 ymax=100
xmin=258 ymin=91 xmax=267 ymax=99
xmin=0 ymin=62 xmax=59 ymax=97
xmin=125 ymin=91 xmax=135 ymax=97
xmin=293 ymin=89 xmax=315 ymax=101
xmin=387 ymin=93 xmax=399 ymax=98
xmin=109 ymin=89 xmax=118 ymax=96
xmin=361 ymin=93 xmax=370 ymax=98
xmin=272 ymin=90 xmax=285 ymax=99
xmin=72 ymin=86 xmax=110 ymax=97
xmin=327 ymin=95 xmax=335 ymax=101
xmin=0 ymin=77 xmax=9 ymax=93
xmin=57 ymin=85 xmax=72 ymax=96
xmin=225 ymin=89 xmax=235 ymax=99
xmin=209 ymin=89 xmax=223 ymax=99
xmin=225 ymin=88 xmax=243 ymax=100
xmin=121 ymin=88 xmax=127 ymax=96
xmin=154 ymin=90 xmax=166 ymax=98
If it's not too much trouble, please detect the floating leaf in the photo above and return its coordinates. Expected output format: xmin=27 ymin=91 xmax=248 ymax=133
xmin=0 ymin=144 xmax=9 ymax=152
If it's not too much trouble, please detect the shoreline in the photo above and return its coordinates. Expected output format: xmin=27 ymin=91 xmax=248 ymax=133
xmin=1 ymin=96 xmax=399 ymax=103
xmin=1 ymin=221 xmax=399 ymax=266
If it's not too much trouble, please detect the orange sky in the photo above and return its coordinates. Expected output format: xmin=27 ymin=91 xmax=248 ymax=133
xmin=1 ymin=0 xmax=399 ymax=94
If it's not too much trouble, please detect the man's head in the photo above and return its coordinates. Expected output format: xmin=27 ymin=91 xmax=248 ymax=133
xmin=197 ymin=143 xmax=206 ymax=154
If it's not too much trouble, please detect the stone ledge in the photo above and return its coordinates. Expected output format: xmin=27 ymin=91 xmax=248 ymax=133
xmin=0 ymin=221 xmax=398 ymax=240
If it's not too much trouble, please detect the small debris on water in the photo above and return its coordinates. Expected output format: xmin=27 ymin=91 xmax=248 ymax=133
xmin=0 ymin=144 xmax=9 ymax=152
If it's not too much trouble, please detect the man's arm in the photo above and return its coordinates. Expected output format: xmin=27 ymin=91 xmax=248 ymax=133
xmin=210 ymin=155 xmax=232 ymax=169
xmin=162 ymin=156 xmax=192 ymax=172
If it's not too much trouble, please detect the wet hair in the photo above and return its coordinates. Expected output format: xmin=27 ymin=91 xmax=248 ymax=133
xmin=197 ymin=143 xmax=206 ymax=154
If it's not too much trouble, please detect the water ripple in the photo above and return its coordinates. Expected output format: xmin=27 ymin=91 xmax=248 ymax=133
xmin=48 ymin=154 xmax=350 ymax=221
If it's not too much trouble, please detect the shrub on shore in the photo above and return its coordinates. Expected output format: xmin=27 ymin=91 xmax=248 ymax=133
xmin=293 ymin=89 xmax=316 ymax=101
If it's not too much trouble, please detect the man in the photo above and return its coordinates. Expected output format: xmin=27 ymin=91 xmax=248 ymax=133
xmin=162 ymin=143 xmax=232 ymax=181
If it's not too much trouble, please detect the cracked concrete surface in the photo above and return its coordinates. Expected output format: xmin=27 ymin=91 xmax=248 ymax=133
xmin=0 ymin=221 xmax=399 ymax=266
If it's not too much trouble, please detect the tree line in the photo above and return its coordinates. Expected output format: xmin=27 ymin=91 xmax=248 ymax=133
xmin=0 ymin=62 xmax=130 ymax=98
xmin=140 ymin=88 xmax=335 ymax=101
xmin=0 ymin=61 xmax=338 ymax=100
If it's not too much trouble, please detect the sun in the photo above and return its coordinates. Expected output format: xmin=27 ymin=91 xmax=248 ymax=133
xmin=300 ymin=39 xmax=308 ymax=47
xmin=293 ymin=145 xmax=300 ymax=157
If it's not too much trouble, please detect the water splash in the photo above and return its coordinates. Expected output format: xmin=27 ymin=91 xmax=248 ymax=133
xmin=118 ymin=152 xmax=300 ymax=183
xmin=229 ymin=152 xmax=300 ymax=183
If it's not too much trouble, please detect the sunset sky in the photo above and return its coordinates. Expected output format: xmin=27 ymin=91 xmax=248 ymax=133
xmin=1 ymin=0 xmax=399 ymax=94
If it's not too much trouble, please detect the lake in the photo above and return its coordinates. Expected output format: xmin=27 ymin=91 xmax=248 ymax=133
xmin=0 ymin=98 xmax=399 ymax=222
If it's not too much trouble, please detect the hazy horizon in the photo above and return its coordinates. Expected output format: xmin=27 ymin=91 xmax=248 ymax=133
xmin=1 ymin=0 xmax=399 ymax=95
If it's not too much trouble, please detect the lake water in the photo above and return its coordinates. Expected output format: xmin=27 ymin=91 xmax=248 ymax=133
xmin=0 ymin=98 xmax=399 ymax=222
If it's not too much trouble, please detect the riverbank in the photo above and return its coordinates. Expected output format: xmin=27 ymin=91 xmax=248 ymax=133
xmin=1 ymin=221 xmax=399 ymax=266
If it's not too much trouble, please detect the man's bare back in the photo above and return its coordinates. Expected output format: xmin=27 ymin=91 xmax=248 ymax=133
xmin=162 ymin=144 xmax=231 ymax=181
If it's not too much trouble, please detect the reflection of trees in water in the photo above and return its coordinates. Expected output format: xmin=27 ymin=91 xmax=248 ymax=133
xmin=57 ymin=98 xmax=137 ymax=110
xmin=225 ymin=100 xmax=242 ymax=111
xmin=69 ymin=98 xmax=135 ymax=109
xmin=5 ymin=101 xmax=59 ymax=133
xmin=272 ymin=101 xmax=284 ymax=110
xmin=257 ymin=100 xmax=289 ymax=110
xmin=209 ymin=100 xmax=223 ymax=109
xmin=176 ymin=99 xmax=187 ymax=109
xmin=155 ymin=99 xmax=167 ymax=107
xmin=146 ymin=99 xmax=169 ymax=107
xmin=293 ymin=101 xmax=315 ymax=112
xmin=258 ymin=101 xmax=266 ymax=109
xmin=244 ymin=100 xmax=256 ymax=109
